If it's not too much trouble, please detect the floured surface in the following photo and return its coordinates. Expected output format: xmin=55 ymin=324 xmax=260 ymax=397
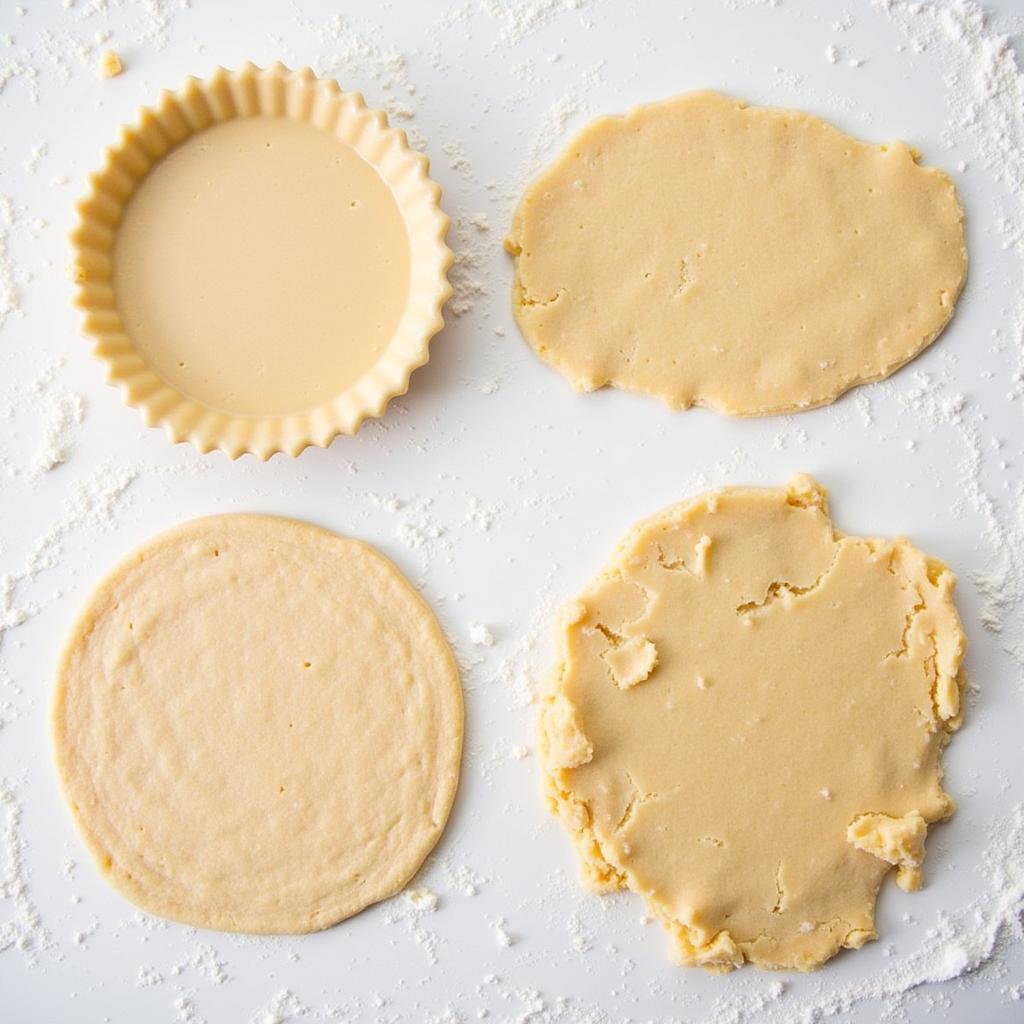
xmin=542 ymin=476 xmax=965 ymax=970
xmin=507 ymin=91 xmax=967 ymax=415
xmin=2 ymin=0 xmax=1023 ymax=1022
xmin=52 ymin=514 xmax=463 ymax=933
xmin=113 ymin=115 xmax=410 ymax=416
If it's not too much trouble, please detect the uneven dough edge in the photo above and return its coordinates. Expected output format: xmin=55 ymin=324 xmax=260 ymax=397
xmin=540 ymin=475 xmax=966 ymax=971
xmin=507 ymin=91 xmax=967 ymax=416
xmin=52 ymin=514 xmax=464 ymax=934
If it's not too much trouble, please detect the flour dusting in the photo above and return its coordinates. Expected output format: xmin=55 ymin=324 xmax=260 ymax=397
xmin=0 ymin=781 xmax=49 ymax=963
xmin=0 ymin=1 xmax=1021 ymax=1022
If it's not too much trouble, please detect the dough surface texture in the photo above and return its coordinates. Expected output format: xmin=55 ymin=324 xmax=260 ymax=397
xmin=53 ymin=514 xmax=463 ymax=934
xmin=541 ymin=476 xmax=965 ymax=971
xmin=72 ymin=64 xmax=453 ymax=459
xmin=507 ymin=91 xmax=966 ymax=415
xmin=113 ymin=115 xmax=411 ymax=417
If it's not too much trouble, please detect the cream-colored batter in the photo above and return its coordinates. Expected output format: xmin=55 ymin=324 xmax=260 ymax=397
xmin=541 ymin=476 xmax=965 ymax=971
xmin=53 ymin=514 xmax=463 ymax=934
xmin=507 ymin=91 xmax=967 ymax=415
xmin=113 ymin=115 xmax=411 ymax=416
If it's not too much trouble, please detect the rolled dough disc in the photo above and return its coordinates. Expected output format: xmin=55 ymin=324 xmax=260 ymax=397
xmin=541 ymin=475 xmax=965 ymax=971
xmin=53 ymin=514 xmax=463 ymax=934
xmin=507 ymin=91 xmax=967 ymax=415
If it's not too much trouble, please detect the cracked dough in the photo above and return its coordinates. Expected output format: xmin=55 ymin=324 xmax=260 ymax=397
xmin=53 ymin=514 xmax=463 ymax=934
xmin=507 ymin=91 xmax=967 ymax=415
xmin=541 ymin=475 xmax=965 ymax=971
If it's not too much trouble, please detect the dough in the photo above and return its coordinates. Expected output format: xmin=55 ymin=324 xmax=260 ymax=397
xmin=507 ymin=91 xmax=967 ymax=415
xmin=113 ymin=115 xmax=411 ymax=416
xmin=53 ymin=515 xmax=463 ymax=934
xmin=540 ymin=475 xmax=965 ymax=971
xmin=74 ymin=64 xmax=453 ymax=459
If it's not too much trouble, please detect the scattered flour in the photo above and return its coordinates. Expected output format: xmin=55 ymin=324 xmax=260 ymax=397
xmin=0 ymin=780 xmax=49 ymax=963
xmin=0 ymin=0 xmax=183 ymax=101
xmin=406 ymin=886 xmax=440 ymax=912
xmin=0 ymin=3 xmax=1021 ymax=1023
xmin=0 ymin=194 xmax=21 ymax=330
xmin=137 ymin=965 xmax=164 ymax=987
xmin=250 ymin=989 xmax=309 ymax=1024
xmin=0 ymin=462 xmax=137 ymax=646
xmin=185 ymin=944 xmax=229 ymax=986
xmin=465 ymin=495 xmax=500 ymax=532
xmin=365 ymin=490 xmax=453 ymax=583
xmin=440 ymin=858 xmax=489 ymax=898
xmin=493 ymin=916 xmax=514 ymax=947
xmin=449 ymin=214 xmax=491 ymax=317
xmin=27 ymin=385 xmax=84 ymax=475
xmin=9 ymin=360 xmax=87 ymax=477
xmin=480 ymin=0 xmax=593 ymax=49
xmin=490 ymin=566 xmax=558 ymax=710
xmin=748 ymin=804 xmax=1024 ymax=1024
xmin=173 ymin=992 xmax=206 ymax=1024
xmin=526 ymin=62 xmax=605 ymax=171
xmin=381 ymin=880 xmax=443 ymax=965
xmin=470 ymin=621 xmax=496 ymax=646
xmin=298 ymin=10 xmax=420 ymax=123
xmin=877 ymin=0 xmax=1024 ymax=679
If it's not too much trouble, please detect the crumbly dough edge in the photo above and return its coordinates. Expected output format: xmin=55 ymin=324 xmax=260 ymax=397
xmin=539 ymin=475 xmax=967 ymax=971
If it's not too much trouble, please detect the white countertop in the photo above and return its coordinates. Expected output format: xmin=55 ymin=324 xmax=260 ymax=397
xmin=1 ymin=0 xmax=1022 ymax=1021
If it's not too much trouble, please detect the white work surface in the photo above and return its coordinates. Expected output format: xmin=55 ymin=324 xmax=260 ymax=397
xmin=1 ymin=1 xmax=1022 ymax=1021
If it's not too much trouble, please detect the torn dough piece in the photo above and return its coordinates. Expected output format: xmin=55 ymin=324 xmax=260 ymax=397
xmin=541 ymin=475 xmax=965 ymax=971
xmin=507 ymin=91 xmax=966 ymax=415
xmin=847 ymin=812 xmax=928 ymax=892
xmin=53 ymin=514 xmax=463 ymax=934
xmin=602 ymin=635 xmax=658 ymax=689
xmin=98 ymin=49 xmax=123 ymax=78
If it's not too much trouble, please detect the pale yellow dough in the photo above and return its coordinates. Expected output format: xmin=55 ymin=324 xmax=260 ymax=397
xmin=541 ymin=475 xmax=965 ymax=971
xmin=113 ymin=115 xmax=410 ymax=416
xmin=507 ymin=91 xmax=967 ymax=415
xmin=53 ymin=515 xmax=463 ymax=934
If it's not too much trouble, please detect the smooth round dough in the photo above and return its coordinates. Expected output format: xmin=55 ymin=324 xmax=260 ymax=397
xmin=53 ymin=514 xmax=463 ymax=934
xmin=541 ymin=475 xmax=965 ymax=971
xmin=112 ymin=115 xmax=411 ymax=417
xmin=507 ymin=91 xmax=967 ymax=415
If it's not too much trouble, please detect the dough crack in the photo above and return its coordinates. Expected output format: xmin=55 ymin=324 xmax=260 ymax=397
xmin=770 ymin=862 xmax=786 ymax=915
xmin=593 ymin=622 xmax=626 ymax=646
xmin=884 ymin=588 xmax=926 ymax=660
xmin=614 ymin=775 xmax=649 ymax=834
xmin=673 ymin=257 xmax=692 ymax=296
xmin=615 ymin=792 xmax=642 ymax=833
xmin=924 ymin=630 xmax=946 ymax=729
xmin=508 ymin=92 xmax=965 ymax=416
xmin=656 ymin=534 xmax=712 ymax=578
xmin=542 ymin=478 xmax=965 ymax=972
xmin=613 ymin=774 xmax=673 ymax=833
xmin=657 ymin=544 xmax=696 ymax=575
xmin=516 ymin=284 xmax=566 ymax=308
xmin=735 ymin=546 xmax=842 ymax=619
